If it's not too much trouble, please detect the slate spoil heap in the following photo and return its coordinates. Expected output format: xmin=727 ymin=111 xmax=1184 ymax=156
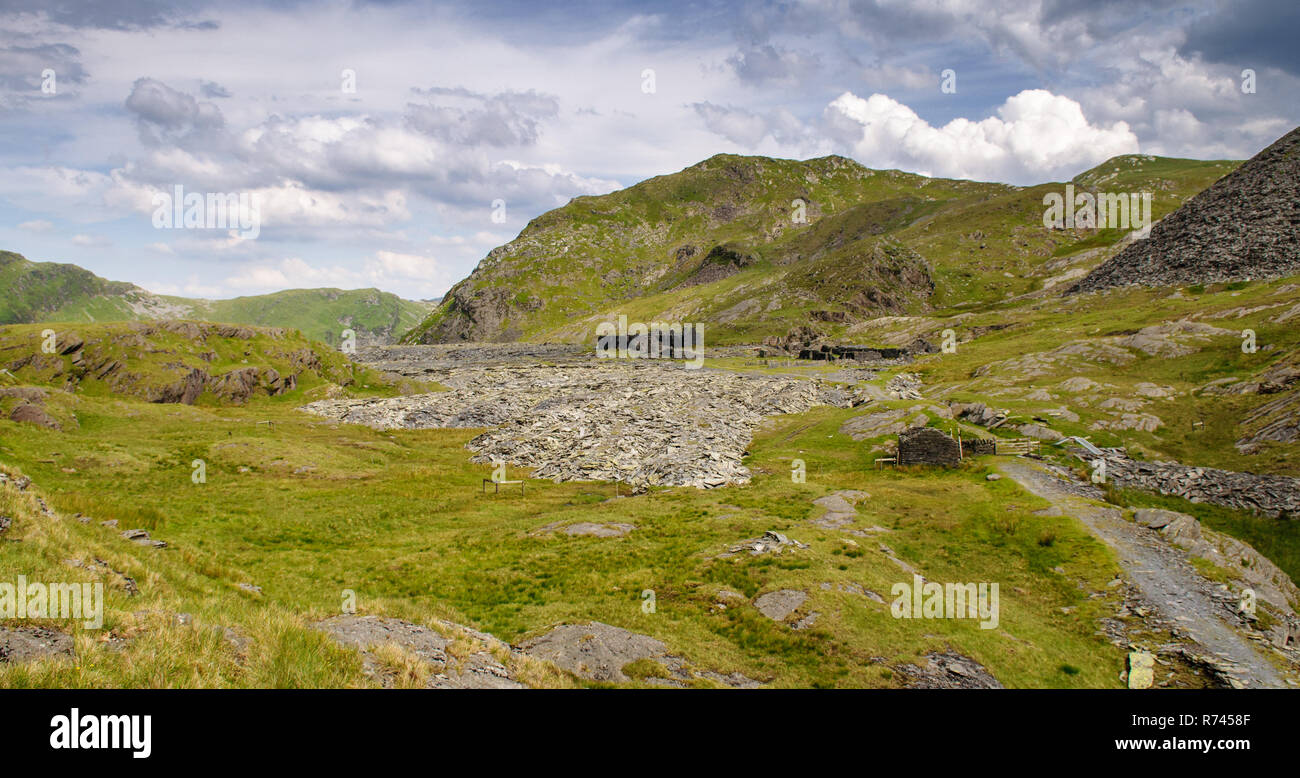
xmin=302 ymin=361 xmax=854 ymax=488
xmin=1073 ymin=125 xmax=1300 ymax=292
xmin=1100 ymin=452 xmax=1300 ymax=519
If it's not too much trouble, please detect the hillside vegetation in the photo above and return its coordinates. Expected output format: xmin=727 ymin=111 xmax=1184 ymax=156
xmin=406 ymin=152 xmax=1237 ymax=345
xmin=0 ymin=251 xmax=431 ymax=346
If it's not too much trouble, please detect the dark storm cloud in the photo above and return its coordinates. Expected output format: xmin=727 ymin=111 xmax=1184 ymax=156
xmin=0 ymin=43 xmax=88 ymax=91
xmin=1039 ymin=0 xmax=1186 ymax=33
xmin=1179 ymin=0 xmax=1300 ymax=76
xmin=124 ymin=77 xmax=226 ymax=147
xmin=0 ymin=0 xmax=213 ymax=30
xmin=405 ymin=86 xmax=559 ymax=147
xmin=200 ymin=80 xmax=231 ymax=98
xmin=838 ymin=0 xmax=961 ymax=45
xmin=726 ymin=43 xmax=820 ymax=86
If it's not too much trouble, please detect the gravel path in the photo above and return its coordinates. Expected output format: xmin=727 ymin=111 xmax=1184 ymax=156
xmin=1000 ymin=459 xmax=1287 ymax=689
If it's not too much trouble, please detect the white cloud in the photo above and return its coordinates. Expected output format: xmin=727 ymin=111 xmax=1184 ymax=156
xmin=824 ymin=89 xmax=1139 ymax=183
xmin=71 ymin=233 xmax=111 ymax=247
xmin=0 ymin=166 xmax=117 ymax=221
xmin=221 ymin=251 xmax=456 ymax=299
xmin=17 ymin=219 xmax=54 ymax=232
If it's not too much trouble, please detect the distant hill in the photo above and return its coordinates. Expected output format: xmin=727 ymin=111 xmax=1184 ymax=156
xmin=1073 ymin=125 xmax=1300 ymax=293
xmin=405 ymin=150 xmax=1239 ymax=345
xmin=0 ymin=251 xmax=432 ymax=346
xmin=0 ymin=319 xmax=390 ymax=409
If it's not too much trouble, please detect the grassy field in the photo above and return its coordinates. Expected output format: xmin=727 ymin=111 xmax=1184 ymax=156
xmin=2 ymin=368 xmax=1152 ymax=688
xmin=4 ymin=275 xmax=1297 ymax=689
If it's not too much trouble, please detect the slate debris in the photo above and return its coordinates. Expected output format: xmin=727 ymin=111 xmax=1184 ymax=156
xmin=1073 ymin=126 xmax=1300 ymax=293
xmin=304 ymin=360 xmax=856 ymax=489
xmin=720 ymin=530 xmax=808 ymax=557
xmin=1101 ymin=451 xmax=1300 ymax=518
xmin=314 ymin=614 xmax=525 ymax=689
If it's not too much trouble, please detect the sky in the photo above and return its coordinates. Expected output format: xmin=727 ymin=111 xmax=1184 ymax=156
xmin=0 ymin=0 xmax=1296 ymax=301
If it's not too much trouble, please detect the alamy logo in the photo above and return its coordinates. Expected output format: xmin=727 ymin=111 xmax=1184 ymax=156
xmin=0 ymin=575 xmax=103 ymax=629
xmin=50 ymin=708 xmax=152 ymax=759
xmin=151 ymin=184 xmax=261 ymax=239
xmin=891 ymin=574 xmax=999 ymax=629
xmin=595 ymin=314 xmax=704 ymax=369
xmin=1042 ymin=183 xmax=1152 ymax=238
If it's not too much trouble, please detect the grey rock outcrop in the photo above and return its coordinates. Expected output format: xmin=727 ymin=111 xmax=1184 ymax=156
xmin=518 ymin=621 xmax=760 ymax=687
xmin=0 ymin=626 xmax=74 ymax=664
xmin=901 ymin=650 xmax=1003 ymax=689
xmin=314 ymin=615 xmax=525 ymax=689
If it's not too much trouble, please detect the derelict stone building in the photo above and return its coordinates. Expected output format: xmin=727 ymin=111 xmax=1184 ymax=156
xmin=897 ymin=427 xmax=963 ymax=467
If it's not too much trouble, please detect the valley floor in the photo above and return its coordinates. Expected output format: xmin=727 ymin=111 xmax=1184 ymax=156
xmin=3 ymin=337 xmax=1297 ymax=688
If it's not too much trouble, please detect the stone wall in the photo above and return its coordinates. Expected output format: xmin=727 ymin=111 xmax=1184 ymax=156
xmin=898 ymin=427 xmax=961 ymax=467
xmin=798 ymin=344 xmax=908 ymax=361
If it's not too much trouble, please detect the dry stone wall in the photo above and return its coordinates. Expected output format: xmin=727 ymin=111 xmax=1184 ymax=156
xmin=898 ymin=427 xmax=961 ymax=467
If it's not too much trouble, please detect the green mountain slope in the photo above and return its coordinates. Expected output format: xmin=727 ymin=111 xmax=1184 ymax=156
xmin=0 ymin=250 xmax=145 ymax=323
xmin=0 ymin=251 xmax=432 ymax=345
xmin=405 ymin=153 xmax=1239 ymax=345
xmin=404 ymin=154 xmax=1011 ymax=343
xmin=186 ymin=288 xmax=431 ymax=348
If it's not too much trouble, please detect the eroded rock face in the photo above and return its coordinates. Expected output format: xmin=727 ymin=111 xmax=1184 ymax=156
xmin=1091 ymin=412 xmax=1163 ymax=432
xmin=754 ymin=589 xmax=808 ymax=622
xmin=9 ymin=401 xmax=59 ymax=430
xmin=1231 ymin=357 xmax=1300 ymax=452
xmin=810 ymin=490 xmax=872 ymax=530
xmin=536 ymin=521 xmax=636 ymax=537
xmin=519 ymin=622 xmax=667 ymax=683
xmin=518 ymin=621 xmax=761 ymax=687
xmin=1122 ymin=322 xmax=1237 ymax=358
xmin=2 ymin=386 xmax=61 ymax=430
xmin=840 ymin=405 xmax=948 ymax=441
